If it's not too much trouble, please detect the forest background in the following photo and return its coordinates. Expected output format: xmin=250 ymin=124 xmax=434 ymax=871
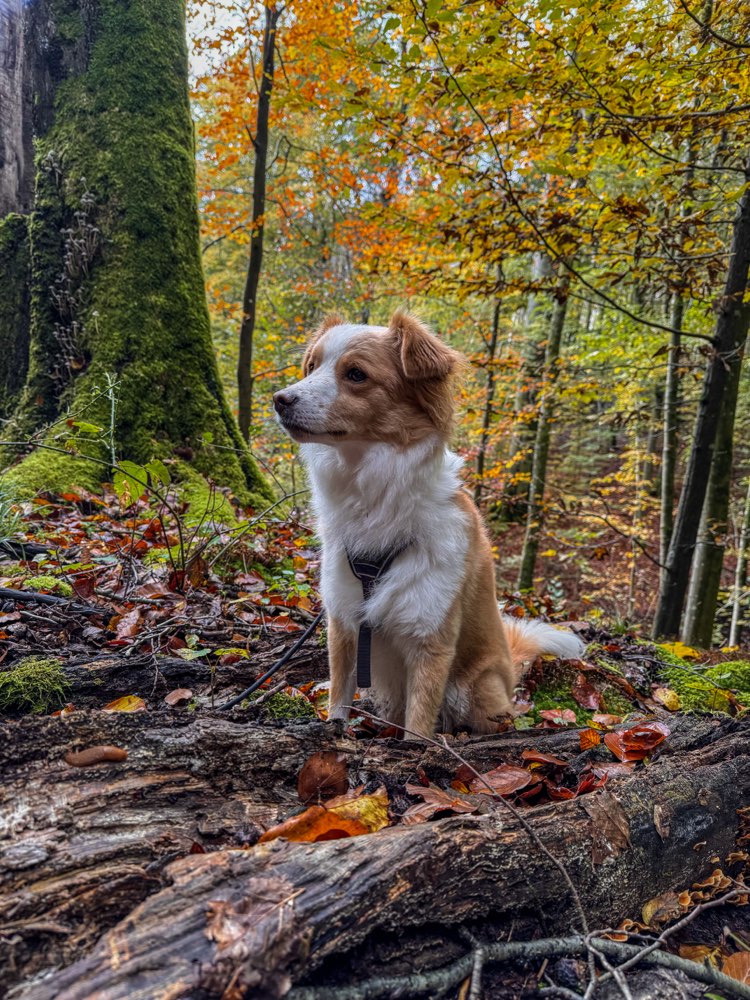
xmin=187 ymin=0 xmax=750 ymax=647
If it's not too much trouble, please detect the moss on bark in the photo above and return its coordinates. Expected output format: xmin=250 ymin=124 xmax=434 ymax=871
xmin=2 ymin=0 xmax=272 ymax=509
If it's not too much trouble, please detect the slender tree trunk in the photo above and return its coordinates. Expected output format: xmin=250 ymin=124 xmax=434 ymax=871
xmin=652 ymin=158 xmax=750 ymax=639
xmin=660 ymin=294 xmax=683 ymax=576
xmin=682 ymin=347 xmax=746 ymax=646
xmin=517 ymin=277 xmax=569 ymax=591
xmin=474 ymin=274 xmax=503 ymax=504
xmin=237 ymin=4 xmax=280 ymax=441
xmin=729 ymin=478 xmax=750 ymax=647
xmin=496 ymin=253 xmax=551 ymax=522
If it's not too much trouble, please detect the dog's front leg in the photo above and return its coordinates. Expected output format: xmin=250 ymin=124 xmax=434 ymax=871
xmin=327 ymin=616 xmax=357 ymax=721
xmin=403 ymin=637 xmax=455 ymax=738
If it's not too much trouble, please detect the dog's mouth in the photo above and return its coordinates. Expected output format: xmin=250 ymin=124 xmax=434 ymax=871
xmin=281 ymin=419 xmax=347 ymax=441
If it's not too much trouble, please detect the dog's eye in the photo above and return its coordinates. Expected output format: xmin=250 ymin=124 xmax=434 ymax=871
xmin=346 ymin=367 xmax=367 ymax=383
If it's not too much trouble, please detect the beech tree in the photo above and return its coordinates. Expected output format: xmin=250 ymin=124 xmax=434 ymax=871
xmin=0 ymin=0 xmax=271 ymax=509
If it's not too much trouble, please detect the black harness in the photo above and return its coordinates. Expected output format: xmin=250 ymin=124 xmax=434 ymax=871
xmin=346 ymin=543 xmax=410 ymax=687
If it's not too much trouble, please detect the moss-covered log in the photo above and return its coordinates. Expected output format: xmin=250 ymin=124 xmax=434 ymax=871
xmin=0 ymin=0 xmax=272 ymax=507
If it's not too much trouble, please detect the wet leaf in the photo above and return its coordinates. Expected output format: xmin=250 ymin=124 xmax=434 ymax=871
xmin=401 ymin=784 xmax=479 ymax=824
xmin=102 ymin=695 xmax=147 ymax=713
xmin=258 ymin=789 xmax=389 ymax=843
xmin=642 ymin=890 xmax=683 ymax=927
xmin=297 ymin=751 xmax=349 ymax=803
xmin=604 ymin=720 xmax=670 ymax=762
xmin=571 ymin=672 xmax=604 ymax=710
xmin=520 ymin=749 xmax=569 ymax=767
xmin=579 ymin=728 xmax=602 ymax=750
xmin=652 ymin=686 xmax=680 ymax=710
xmin=538 ymin=708 xmax=577 ymax=727
xmin=470 ymin=764 xmax=533 ymax=796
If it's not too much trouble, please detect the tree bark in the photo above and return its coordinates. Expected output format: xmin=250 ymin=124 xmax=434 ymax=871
xmin=729 ymin=477 xmax=750 ymax=646
xmin=0 ymin=0 xmax=33 ymax=216
xmin=0 ymin=0 xmax=272 ymax=507
xmin=517 ymin=276 xmax=570 ymax=591
xmin=2 ymin=713 xmax=748 ymax=999
xmin=682 ymin=342 xmax=746 ymax=646
xmin=660 ymin=293 xmax=683 ymax=576
xmin=652 ymin=158 xmax=750 ymax=639
xmin=237 ymin=4 xmax=280 ymax=441
xmin=473 ymin=273 xmax=503 ymax=504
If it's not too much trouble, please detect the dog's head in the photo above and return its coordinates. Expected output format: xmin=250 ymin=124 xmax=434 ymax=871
xmin=273 ymin=311 xmax=463 ymax=447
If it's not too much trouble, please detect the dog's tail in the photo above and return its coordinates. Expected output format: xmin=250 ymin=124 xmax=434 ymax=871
xmin=502 ymin=615 xmax=585 ymax=667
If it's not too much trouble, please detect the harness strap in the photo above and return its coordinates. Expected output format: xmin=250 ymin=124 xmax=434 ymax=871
xmin=346 ymin=544 xmax=409 ymax=688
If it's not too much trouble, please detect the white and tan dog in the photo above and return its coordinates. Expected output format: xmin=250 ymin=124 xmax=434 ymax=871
xmin=273 ymin=311 xmax=584 ymax=737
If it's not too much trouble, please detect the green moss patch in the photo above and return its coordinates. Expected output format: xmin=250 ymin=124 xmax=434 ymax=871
xmin=0 ymin=657 xmax=70 ymax=715
xmin=24 ymin=575 xmax=73 ymax=597
xmin=245 ymin=691 xmax=316 ymax=720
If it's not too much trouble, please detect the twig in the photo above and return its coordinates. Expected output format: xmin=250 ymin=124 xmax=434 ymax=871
xmin=252 ymin=678 xmax=289 ymax=705
xmin=287 ymin=934 xmax=750 ymax=1000
xmin=0 ymin=587 xmax=101 ymax=615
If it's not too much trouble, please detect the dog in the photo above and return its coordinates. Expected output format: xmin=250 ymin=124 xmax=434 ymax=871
xmin=273 ymin=310 xmax=585 ymax=737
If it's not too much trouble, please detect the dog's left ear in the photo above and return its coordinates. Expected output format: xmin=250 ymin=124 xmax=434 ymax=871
xmin=389 ymin=310 xmax=459 ymax=381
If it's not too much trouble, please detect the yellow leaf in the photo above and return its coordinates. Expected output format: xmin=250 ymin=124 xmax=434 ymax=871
xmin=657 ymin=642 xmax=702 ymax=661
xmin=102 ymin=695 xmax=147 ymax=713
xmin=258 ymin=789 xmax=389 ymax=843
xmin=652 ymin=687 xmax=681 ymax=711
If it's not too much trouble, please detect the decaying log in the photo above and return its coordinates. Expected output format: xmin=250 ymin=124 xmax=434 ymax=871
xmin=2 ymin=714 xmax=749 ymax=998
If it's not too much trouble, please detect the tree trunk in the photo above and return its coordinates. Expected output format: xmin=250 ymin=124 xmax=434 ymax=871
xmin=0 ymin=0 xmax=272 ymax=508
xmin=0 ymin=214 xmax=30 ymax=417
xmin=0 ymin=0 xmax=33 ymax=217
xmin=652 ymin=158 xmax=750 ymax=639
xmin=682 ymin=343 xmax=746 ymax=646
xmin=729 ymin=477 xmax=750 ymax=646
xmin=517 ymin=277 xmax=569 ymax=591
xmin=2 ymin=712 xmax=748 ymax=998
xmin=237 ymin=4 xmax=280 ymax=441
xmin=473 ymin=275 xmax=503 ymax=504
xmin=495 ymin=253 xmax=551 ymax=522
xmin=660 ymin=294 xmax=683 ymax=576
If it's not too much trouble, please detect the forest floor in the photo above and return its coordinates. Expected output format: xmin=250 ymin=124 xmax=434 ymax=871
xmin=3 ymin=487 xmax=750 ymax=998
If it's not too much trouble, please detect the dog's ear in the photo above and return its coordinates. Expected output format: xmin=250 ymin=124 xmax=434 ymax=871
xmin=389 ymin=310 xmax=459 ymax=381
xmin=302 ymin=314 xmax=345 ymax=373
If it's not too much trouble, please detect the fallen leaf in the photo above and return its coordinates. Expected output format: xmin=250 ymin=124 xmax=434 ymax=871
xmin=102 ymin=695 xmax=147 ymax=713
xmin=652 ymin=686 xmax=681 ymax=711
xmin=51 ymin=703 xmax=76 ymax=717
xmin=583 ymin=790 xmax=631 ymax=864
xmin=723 ymin=952 xmax=750 ymax=984
xmin=579 ymin=728 xmax=602 ymax=750
xmin=571 ymin=673 xmax=604 ymax=710
xmin=520 ymin=749 xmax=569 ymax=767
xmin=657 ymin=641 xmax=701 ymax=661
xmin=591 ymin=714 xmax=622 ymax=728
xmin=604 ymin=720 xmax=670 ymax=762
xmin=587 ymin=761 xmax=635 ymax=779
xmin=470 ymin=764 xmax=533 ymax=796
xmin=114 ymin=608 xmax=141 ymax=639
xmin=401 ymin=783 xmax=479 ymax=824
xmin=538 ymin=708 xmax=578 ymax=727
xmin=297 ymin=751 xmax=349 ymax=803
xmin=642 ymin=890 xmax=683 ymax=927
xmin=259 ymin=789 xmax=389 ymax=843
xmin=679 ymin=944 xmax=722 ymax=966
xmin=164 ymin=688 xmax=193 ymax=706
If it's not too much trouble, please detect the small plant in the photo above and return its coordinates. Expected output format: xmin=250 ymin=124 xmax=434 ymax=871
xmin=0 ymin=485 xmax=23 ymax=544
xmin=0 ymin=657 xmax=70 ymax=714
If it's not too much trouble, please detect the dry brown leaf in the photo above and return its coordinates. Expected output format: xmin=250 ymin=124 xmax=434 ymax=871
xmin=164 ymin=688 xmax=193 ymax=707
xmin=723 ymin=951 xmax=750 ymax=984
xmin=470 ymin=764 xmax=533 ymax=796
xmin=583 ymin=790 xmax=631 ymax=864
xmin=401 ymin=783 xmax=479 ymax=825
xmin=297 ymin=751 xmax=349 ymax=803
xmin=642 ymin=890 xmax=683 ymax=928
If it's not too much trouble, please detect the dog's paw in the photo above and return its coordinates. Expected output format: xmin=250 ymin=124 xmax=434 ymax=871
xmin=325 ymin=717 xmax=347 ymax=737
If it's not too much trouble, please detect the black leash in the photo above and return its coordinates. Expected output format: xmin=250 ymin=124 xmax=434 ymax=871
xmin=219 ymin=609 xmax=325 ymax=710
xmin=346 ymin=543 xmax=410 ymax=688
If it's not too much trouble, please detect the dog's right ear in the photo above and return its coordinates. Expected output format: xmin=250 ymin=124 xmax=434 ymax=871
xmin=302 ymin=314 xmax=345 ymax=374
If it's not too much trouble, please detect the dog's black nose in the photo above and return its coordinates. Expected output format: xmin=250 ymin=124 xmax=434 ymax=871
xmin=273 ymin=390 xmax=298 ymax=413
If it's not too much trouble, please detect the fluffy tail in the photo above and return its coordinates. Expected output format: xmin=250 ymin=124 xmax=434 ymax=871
xmin=502 ymin=615 xmax=585 ymax=666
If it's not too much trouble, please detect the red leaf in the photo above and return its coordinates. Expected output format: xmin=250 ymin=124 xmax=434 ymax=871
xmin=604 ymin=721 xmax=670 ymax=762
xmin=470 ymin=764 xmax=533 ymax=796
xmin=520 ymin=749 xmax=569 ymax=767
xmin=539 ymin=708 xmax=577 ymax=727
xmin=572 ymin=673 xmax=604 ymax=710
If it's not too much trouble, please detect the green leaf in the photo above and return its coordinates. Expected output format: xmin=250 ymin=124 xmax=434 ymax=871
xmin=145 ymin=459 xmax=171 ymax=489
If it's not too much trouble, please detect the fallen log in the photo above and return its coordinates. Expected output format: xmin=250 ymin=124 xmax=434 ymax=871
xmin=2 ymin=715 xmax=748 ymax=998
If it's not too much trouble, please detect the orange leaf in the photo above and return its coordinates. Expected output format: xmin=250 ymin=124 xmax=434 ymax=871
xmin=297 ymin=751 xmax=349 ymax=803
xmin=580 ymin=728 xmax=602 ymax=750
xmin=259 ymin=790 xmax=389 ymax=843
xmin=520 ymin=749 xmax=569 ymax=767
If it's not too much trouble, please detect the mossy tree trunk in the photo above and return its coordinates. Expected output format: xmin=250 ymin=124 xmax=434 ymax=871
xmin=0 ymin=0 xmax=272 ymax=508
